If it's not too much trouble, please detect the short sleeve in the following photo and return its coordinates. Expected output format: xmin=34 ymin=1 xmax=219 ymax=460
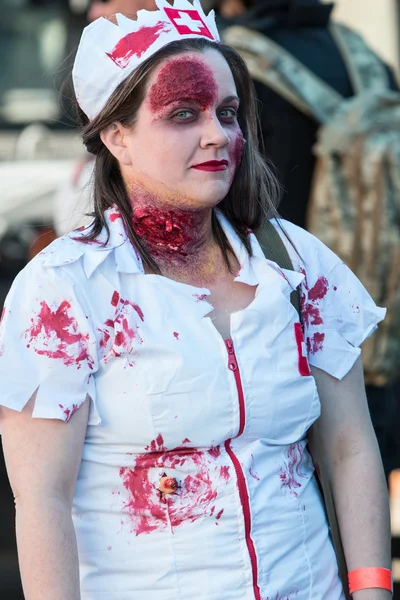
xmin=299 ymin=252 xmax=386 ymax=381
xmin=0 ymin=257 xmax=100 ymax=426
xmin=271 ymin=219 xmax=386 ymax=380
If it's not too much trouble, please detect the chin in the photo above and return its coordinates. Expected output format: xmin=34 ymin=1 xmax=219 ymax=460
xmin=187 ymin=182 xmax=231 ymax=207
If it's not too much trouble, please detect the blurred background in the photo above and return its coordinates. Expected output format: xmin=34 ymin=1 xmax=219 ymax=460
xmin=0 ymin=0 xmax=400 ymax=598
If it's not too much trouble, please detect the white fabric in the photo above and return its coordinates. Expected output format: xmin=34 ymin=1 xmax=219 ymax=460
xmin=0 ymin=208 xmax=385 ymax=599
xmin=73 ymin=0 xmax=219 ymax=120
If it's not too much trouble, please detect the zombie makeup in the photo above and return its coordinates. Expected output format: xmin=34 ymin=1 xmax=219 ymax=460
xmin=128 ymin=183 xmax=232 ymax=286
xmin=147 ymin=56 xmax=218 ymax=117
xmin=231 ymin=128 xmax=246 ymax=167
xmin=128 ymin=184 xmax=214 ymax=260
xmin=118 ymin=51 xmax=244 ymax=280
xmin=131 ymin=205 xmax=196 ymax=257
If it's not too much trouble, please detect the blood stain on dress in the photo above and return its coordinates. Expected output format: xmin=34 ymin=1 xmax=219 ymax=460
xmin=181 ymin=438 xmax=191 ymax=445
xmin=106 ymin=22 xmax=168 ymax=67
xmin=109 ymin=209 xmax=123 ymax=222
xmin=111 ymin=291 xmax=120 ymax=307
xmin=306 ymin=331 xmax=325 ymax=355
xmin=132 ymin=303 xmax=144 ymax=321
xmin=98 ymin=320 xmax=114 ymax=350
xmin=25 ymin=300 xmax=94 ymax=369
xmin=208 ymin=445 xmax=221 ymax=458
xmin=59 ymin=403 xmax=80 ymax=422
xmin=279 ymin=443 xmax=308 ymax=498
xmin=98 ymin=300 xmax=144 ymax=362
xmin=193 ymin=293 xmax=207 ymax=302
xmin=249 ymin=454 xmax=260 ymax=481
xmin=299 ymin=268 xmax=329 ymax=327
xmin=118 ymin=436 xmax=229 ymax=535
xmin=307 ymin=276 xmax=329 ymax=303
xmin=173 ymin=331 xmax=179 ymax=340
xmin=145 ymin=433 xmax=165 ymax=452
xmin=299 ymin=269 xmax=329 ymax=355
xmin=219 ymin=466 xmax=230 ymax=481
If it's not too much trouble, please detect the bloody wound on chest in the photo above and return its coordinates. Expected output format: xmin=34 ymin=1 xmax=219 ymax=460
xmin=118 ymin=434 xmax=229 ymax=536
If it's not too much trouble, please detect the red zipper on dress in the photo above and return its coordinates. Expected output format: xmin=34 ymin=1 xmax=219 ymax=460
xmin=224 ymin=339 xmax=261 ymax=600
xmin=225 ymin=339 xmax=246 ymax=435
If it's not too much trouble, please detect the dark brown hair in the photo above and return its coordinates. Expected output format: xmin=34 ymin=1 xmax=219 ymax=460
xmin=75 ymin=37 xmax=282 ymax=274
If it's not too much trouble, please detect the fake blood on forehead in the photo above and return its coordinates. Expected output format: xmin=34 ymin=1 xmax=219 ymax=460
xmin=148 ymin=56 xmax=218 ymax=114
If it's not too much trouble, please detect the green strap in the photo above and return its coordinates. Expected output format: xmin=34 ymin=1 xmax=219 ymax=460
xmin=254 ymin=221 xmax=301 ymax=319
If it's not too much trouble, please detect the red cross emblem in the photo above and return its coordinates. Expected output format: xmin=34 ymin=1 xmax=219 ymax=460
xmin=163 ymin=7 xmax=214 ymax=40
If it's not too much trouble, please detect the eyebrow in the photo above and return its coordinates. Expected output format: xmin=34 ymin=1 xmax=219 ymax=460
xmin=220 ymin=95 xmax=240 ymax=104
xmin=161 ymin=94 xmax=240 ymax=108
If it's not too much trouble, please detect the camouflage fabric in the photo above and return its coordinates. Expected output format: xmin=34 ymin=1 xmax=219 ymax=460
xmin=223 ymin=24 xmax=400 ymax=385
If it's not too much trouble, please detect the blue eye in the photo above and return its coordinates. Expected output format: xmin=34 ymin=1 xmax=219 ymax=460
xmin=173 ymin=110 xmax=194 ymax=121
xmin=219 ymin=108 xmax=238 ymax=122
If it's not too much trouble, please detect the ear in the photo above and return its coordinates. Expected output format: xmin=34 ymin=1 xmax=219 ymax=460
xmin=100 ymin=123 xmax=133 ymax=166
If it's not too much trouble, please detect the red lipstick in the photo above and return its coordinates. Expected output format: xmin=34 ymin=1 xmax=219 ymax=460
xmin=191 ymin=160 xmax=229 ymax=172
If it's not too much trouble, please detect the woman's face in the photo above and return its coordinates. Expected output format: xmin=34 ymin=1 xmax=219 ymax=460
xmin=118 ymin=49 xmax=245 ymax=209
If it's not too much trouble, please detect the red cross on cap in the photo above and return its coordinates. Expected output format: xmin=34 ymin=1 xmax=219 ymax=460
xmin=163 ymin=7 xmax=214 ymax=40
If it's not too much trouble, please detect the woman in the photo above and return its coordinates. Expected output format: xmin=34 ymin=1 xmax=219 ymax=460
xmin=0 ymin=1 xmax=392 ymax=599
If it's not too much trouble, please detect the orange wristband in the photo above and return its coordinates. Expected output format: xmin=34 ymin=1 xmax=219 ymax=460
xmin=348 ymin=567 xmax=393 ymax=595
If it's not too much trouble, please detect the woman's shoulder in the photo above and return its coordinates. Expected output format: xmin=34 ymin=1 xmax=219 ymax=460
xmin=269 ymin=217 xmax=342 ymax=275
xmin=21 ymin=208 xmax=143 ymax=284
xmin=10 ymin=229 xmax=94 ymax=295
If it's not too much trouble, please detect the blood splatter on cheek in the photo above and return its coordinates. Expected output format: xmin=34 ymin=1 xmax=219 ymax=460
xmin=147 ymin=56 xmax=218 ymax=116
xmin=230 ymin=127 xmax=246 ymax=168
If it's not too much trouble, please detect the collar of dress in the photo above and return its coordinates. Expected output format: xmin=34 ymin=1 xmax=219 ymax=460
xmin=40 ymin=205 xmax=304 ymax=291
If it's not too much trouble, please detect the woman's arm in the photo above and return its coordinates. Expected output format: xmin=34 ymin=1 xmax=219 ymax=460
xmin=309 ymin=357 xmax=392 ymax=600
xmin=0 ymin=393 xmax=89 ymax=600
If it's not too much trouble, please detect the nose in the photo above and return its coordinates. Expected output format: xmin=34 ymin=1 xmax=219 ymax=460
xmin=199 ymin=114 xmax=230 ymax=149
